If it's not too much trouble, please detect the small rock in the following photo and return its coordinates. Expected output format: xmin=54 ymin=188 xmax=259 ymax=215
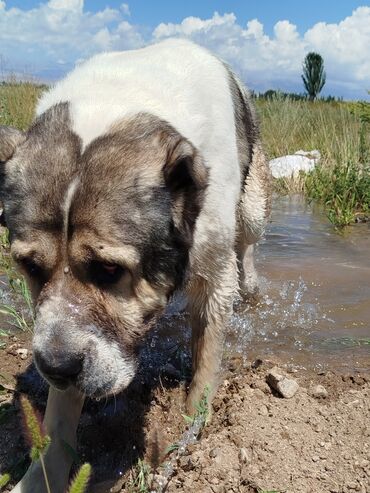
xmin=209 ymin=447 xmax=221 ymax=459
xmin=251 ymin=358 xmax=264 ymax=369
xmin=328 ymin=487 xmax=339 ymax=493
xmin=238 ymin=447 xmax=251 ymax=464
xmin=258 ymin=404 xmax=269 ymax=416
xmin=311 ymin=384 xmax=328 ymax=398
xmin=251 ymin=379 xmax=271 ymax=394
xmin=346 ymin=481 xmax=358 ymax=490
xmin=266 ymin=367 xmax=299 ymax=398
xmin=178 ymin=456 xmax=195 ymax=471
xmin=312 ymin=455 xmax=320 ymax=462
xmin=16 ymin=348 xmax=28 ymax=360
xmin=313 ymin=423 xmax=324 ymax=433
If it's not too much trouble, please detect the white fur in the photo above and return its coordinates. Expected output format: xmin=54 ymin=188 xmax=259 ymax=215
xmin=62 ymin=177 xmax=79 ymax=241
xmin=37 ymin=39 xmax=241 ymax=252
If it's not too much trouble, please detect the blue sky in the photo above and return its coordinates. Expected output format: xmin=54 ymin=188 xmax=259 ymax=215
xmin=1 ymin=0 xmax=369 ymax=99
xmin=6 ymin=0 xmax=368 ymax=34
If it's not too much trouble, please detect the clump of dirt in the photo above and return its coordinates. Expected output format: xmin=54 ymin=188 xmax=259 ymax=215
xmin=0 ymin=333 xmax=369 ymax=493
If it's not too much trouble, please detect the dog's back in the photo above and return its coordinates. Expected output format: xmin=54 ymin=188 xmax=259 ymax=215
xmin=38 ymin=39 xmax=269 ymax=264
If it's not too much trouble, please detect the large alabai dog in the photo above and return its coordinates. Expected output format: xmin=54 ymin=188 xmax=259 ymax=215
xmin=0 ymin=39 xmax=271 ymax=492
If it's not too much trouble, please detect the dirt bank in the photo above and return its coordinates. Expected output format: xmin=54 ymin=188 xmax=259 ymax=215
xmin=0 ymin=331 xmax=369 ymax=493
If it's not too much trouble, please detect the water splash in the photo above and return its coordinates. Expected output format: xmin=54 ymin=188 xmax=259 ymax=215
xmin=225 ymin=276 xmax=328 ymax=365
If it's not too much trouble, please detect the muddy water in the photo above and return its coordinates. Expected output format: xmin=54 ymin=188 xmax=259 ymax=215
xmin=149 ymin=195 xmax=370 ymax=375
xmin=230 ymin=195 xmax=370 ymax=372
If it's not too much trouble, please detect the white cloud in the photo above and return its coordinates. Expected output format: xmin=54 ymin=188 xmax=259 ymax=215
xmin=120 ymin=3 xmax=130 ymax=16
xmin=0 ymin=0 xmax=143 ymax=78
xmin=304 ymin=6 xmax=370 ymax=81
xmin=48 ymin=0 xmax=83 ymax=12
xmin=153 ymin=8 xmax=370 ymax=98
xmin=0 ymin=2 xmax=368 ymax=99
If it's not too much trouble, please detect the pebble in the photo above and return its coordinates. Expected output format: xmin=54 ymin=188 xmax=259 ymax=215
xmin=258 ymin=404 xmax=269 ymax=416
xmin=178 ymin=456 xmax=195 ymax=471
xmin=209 ymin=447 xmax=221 ymax=459
xmin=266 ymin=367 xmax=299 ymax=398
xmin=238 ymin=447 xmax=251 ymax=464
xmin=346 ymin=481 xmax=358 ymax=489
xmin=311 ymin=384 xmax=328 ymax=398
xmin=148 ymin=473 xmax=167 ymax=489
xmin=16 ymin=348 xmax=28 ymax=360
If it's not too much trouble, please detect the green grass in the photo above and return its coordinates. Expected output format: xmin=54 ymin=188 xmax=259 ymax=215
xmin=0 ymin=229 xmax=34 ymax=331
xmin=305 ymin=160 xmax=369 ymax=226
xmin=256 ymin=95 xmax=370 ymax=226
xmin=128 ymin=458 xmax=151 ymax=493
xmin=0 ymin=80 xmax=45 ymax=130
xmin=182 ymin=384 xmax=211 ymax=427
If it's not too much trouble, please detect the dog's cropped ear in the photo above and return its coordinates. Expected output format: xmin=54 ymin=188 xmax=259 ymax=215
xmin=0 ymin=125 xmax=26 ymax=163
xmin=0 ymin=126 xmax=26 ymax=226
xmin=163 ymin=137 xmax=208 ymax=241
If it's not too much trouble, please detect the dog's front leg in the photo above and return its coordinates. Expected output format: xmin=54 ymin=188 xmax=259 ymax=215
xmin=11 ymin=386 xmax=84 ymax=493
xmin=187 ymin=251 xmax=237 ymax=416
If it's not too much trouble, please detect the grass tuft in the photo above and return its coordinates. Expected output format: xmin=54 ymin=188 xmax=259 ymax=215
xmin=19 ymin=396 xmax=51 ymax=493
xmin=0 ymin=473 xmax=10 ymax=489
xmin=128 ymin=458 xmax=151 ymax=493
xmin=67 ymin=463 xmax=92 ymax=493
xmin=19 ymin=396 xmax=51 ymax=462
xmin=305 ymin=161 xmax=369 ymax=226
xmin=0 ymin=228 xmax=34 ymax=331
xmin=182 ymin=385 xmax=211 ymax=427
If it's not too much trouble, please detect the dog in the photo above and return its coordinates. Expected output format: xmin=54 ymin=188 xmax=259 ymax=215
xmin=0 ymin=39 xmax=271 ymax=492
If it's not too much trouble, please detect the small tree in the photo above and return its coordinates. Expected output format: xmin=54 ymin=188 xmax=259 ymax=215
xmin=302 ymin=52 xmax=326 ymax=101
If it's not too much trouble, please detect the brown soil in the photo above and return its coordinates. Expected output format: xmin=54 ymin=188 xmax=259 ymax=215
xmin=0 ymin=334 xmax=369 ymax=493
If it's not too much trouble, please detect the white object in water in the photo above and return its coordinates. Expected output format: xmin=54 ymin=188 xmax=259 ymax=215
xmin=269 ymin=150 xmax=321 ymax=178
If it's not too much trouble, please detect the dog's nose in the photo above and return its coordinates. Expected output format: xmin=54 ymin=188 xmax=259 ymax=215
xmin=34 ymin=350 xmax=83 ymax=390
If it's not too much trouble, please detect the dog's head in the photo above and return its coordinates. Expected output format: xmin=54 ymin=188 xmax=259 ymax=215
xmin=0 ymin=103 xmax=207 ymax=398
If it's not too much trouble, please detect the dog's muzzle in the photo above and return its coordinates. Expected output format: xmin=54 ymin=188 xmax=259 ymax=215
xmin=34 ymin=348 xmax=84 ymax=390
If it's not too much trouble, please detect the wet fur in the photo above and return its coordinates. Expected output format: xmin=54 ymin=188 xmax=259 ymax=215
xmin=0 ymin=39 xmax=271 ymax=493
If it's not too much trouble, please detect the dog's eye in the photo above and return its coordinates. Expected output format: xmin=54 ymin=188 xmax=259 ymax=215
xmin=21 ymin=258 xmax=44 ymax=278
xmin=89 ymin=261 xmax=124 ymax=286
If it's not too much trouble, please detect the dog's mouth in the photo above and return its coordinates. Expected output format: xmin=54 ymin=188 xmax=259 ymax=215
xmin=43 ymin=369 xmax=134 ymax=399
xmin=45 ymin=374 xmax=72 ymax=391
